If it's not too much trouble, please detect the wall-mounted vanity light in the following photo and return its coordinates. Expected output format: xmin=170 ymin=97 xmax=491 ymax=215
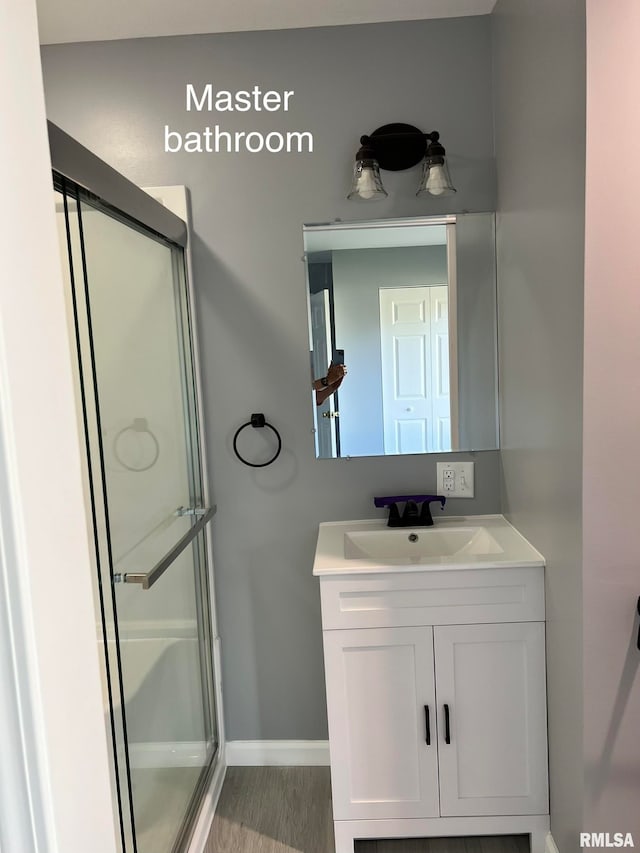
xmin=347 ymin=123 xmax=456 ymax=201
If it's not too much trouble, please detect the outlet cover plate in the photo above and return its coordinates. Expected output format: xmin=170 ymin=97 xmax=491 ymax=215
xmin=437 ymin=461 xmax=474 ymax=498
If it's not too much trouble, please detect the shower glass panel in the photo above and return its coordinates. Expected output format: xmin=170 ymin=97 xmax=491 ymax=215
xmin=55 ymin=176 xmax=217 ymax=853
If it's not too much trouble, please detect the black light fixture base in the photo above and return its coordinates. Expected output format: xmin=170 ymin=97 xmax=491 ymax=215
xmin=367 ymin=123 xmax=427 ymax=171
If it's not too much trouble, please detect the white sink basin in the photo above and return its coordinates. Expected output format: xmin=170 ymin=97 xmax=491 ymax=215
xmin=313 ymin=515 xmax=545 ymax=575
xmin=344 ymin=526 xmax=504 ymax=562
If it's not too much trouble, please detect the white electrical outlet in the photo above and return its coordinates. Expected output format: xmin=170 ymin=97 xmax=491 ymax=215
xmin=436 ymin=461 xmax=475 ymax=498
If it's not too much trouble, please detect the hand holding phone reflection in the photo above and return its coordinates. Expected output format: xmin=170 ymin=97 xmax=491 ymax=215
xmin=313 ymin=361 xmax=348 ymax=407
xmin=326 ymin=362 xmax=347 ymax=385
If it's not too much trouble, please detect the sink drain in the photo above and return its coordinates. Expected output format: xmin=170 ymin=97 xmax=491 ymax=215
xmin=408 ymin=533 xmax=419 ymax=543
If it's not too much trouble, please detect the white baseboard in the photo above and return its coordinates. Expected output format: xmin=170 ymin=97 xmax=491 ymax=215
xmin=129 ymin=740 xmax=208 ymax=769
xmin=187 ymin=753 xmax=226 ymax=853
xmin=226 ymin=740 xmax=330 ymax=766
xmin=546 ymin=832 xmax=560 ymax=853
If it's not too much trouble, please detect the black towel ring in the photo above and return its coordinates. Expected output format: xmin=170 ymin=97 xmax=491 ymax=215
xmin=233 ymin=413 xmax=282 ymax=468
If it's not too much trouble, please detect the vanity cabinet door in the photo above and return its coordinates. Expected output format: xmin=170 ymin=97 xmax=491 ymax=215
xmin=323 ymin=626 xmax=439 ymax=820
xmin=434 ymin=622 xmax=549 ymax=817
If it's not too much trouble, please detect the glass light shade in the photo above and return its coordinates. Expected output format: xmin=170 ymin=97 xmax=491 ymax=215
xmin=416 ymin=156 xmax=457 ymax=197
xmin=347 ymin=159 xmax=388 ymax=201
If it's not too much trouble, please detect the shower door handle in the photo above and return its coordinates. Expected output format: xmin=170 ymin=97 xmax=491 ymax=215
xmin=114 ymin=505 xmax=216 ymax=590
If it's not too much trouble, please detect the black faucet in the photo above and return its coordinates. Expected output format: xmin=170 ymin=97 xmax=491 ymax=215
xmin=374 ymin=494 xmax=446 ymax=528
xmin=403 ymin=500 xmax=420 ymax=524
xmin=419 ymin=496 xmax=447 ymax=526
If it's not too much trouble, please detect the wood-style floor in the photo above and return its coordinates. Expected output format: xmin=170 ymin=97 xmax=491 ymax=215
xmin=205 ymin=767 xmax=530 ymax=853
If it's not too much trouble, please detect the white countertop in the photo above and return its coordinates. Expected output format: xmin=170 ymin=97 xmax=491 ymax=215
xmin=313 ymin=514 xmax=545 ymax=576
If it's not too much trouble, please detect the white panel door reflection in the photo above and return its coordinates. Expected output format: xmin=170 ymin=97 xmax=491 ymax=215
xmin=380 ymin=285 xmax=451 ymax=454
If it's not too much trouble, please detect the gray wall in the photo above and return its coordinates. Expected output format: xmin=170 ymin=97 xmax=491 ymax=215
xmin=41 ymin=17 xmax=500 ymax=740
xmin=492 ymin=1 xmax=586 ymax=849
xmin=332 ymin=245 xmax=448 ymax=457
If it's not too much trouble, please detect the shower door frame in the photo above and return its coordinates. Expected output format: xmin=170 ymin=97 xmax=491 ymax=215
xmin=49 ymin=122 xmax=226 ymax=853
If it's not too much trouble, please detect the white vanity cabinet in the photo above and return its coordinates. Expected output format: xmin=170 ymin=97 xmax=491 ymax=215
xmin=314 ymin=518 xmax=550 ymax=853
xmin=323 ymin=625 xmax=440 ymax=822
xmin=324 ymin=620 xmax=548 ymax=823
xmin=434 ymin=621 xmax=548 ymax=818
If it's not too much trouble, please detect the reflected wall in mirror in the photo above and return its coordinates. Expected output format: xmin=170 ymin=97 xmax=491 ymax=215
xmin=304 ymin=214 xmax=498 ymax=459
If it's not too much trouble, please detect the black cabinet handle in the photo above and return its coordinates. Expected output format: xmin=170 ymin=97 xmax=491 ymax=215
xmin=444 ymin=704 xmax=451 ymax=744
xmin=424 ymin=705 xmax=431 ymax=745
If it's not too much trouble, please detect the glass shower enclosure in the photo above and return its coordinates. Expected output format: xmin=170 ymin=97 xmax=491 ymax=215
xmin=50 ymin=123 xmax=219 ymax=853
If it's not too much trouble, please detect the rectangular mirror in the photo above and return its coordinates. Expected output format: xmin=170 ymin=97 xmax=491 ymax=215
xmin=304 ymin=213 xmax=498 ymax=459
